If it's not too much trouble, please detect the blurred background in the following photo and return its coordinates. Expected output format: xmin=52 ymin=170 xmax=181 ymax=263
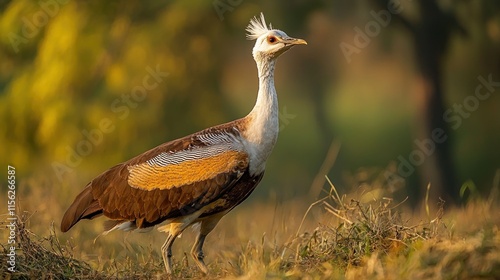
xmin=0 ymin=0 xmax=499 ymax=209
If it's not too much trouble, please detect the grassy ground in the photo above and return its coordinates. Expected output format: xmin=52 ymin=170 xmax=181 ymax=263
xmin=1 ymin=176 xmax=500 ymax=279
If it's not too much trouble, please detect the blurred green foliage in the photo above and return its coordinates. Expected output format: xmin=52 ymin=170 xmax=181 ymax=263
xmin=0 ymin=0 xmax=499 ymax=200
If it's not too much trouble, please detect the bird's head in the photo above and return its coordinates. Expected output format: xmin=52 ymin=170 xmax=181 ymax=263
xmin=246 ymin=13 xmax=307 ymax=60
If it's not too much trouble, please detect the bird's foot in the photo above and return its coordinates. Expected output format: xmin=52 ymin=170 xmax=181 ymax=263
xmin=191 ymin=251 xmax=208 ymax=275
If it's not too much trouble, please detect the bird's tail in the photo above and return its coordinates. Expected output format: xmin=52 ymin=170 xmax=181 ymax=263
xmin=61 ymin=184 xmax=103 ymax=232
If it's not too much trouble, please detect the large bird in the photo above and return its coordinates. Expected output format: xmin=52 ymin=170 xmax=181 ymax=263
xmin=61 ymin=13 xmax=306 ymax=274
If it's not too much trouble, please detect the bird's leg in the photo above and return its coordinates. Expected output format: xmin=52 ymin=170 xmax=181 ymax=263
xmin=161 ymin=232 xmax=179 ymax=274
xmin=191 ymin=213 xmax=224 ymax=274
xmin=191 ymin=233 xmax=208 ymax=274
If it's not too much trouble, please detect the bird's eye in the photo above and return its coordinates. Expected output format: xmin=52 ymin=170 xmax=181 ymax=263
xmin=267 ymin=36 xmax=277 ymax=44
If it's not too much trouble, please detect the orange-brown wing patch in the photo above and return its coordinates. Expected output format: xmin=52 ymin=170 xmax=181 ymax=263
xmin=128 ymin=150 xmax=248 ymax=191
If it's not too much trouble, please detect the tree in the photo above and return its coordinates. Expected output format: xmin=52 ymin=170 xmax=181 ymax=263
xmin=371 ymin=0 xmax=467 ymax=204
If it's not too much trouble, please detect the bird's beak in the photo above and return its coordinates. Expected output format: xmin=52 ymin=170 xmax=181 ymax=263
xmin=282 ymin=37 xmax=308 ymax=46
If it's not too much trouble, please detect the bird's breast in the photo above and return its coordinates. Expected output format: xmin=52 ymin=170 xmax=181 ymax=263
xmin=242 ymin=124 xmax=279 ymax=175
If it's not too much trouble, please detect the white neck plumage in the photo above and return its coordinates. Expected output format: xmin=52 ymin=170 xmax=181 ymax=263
xmin=243 ymin=55 xmax=279 ymax=175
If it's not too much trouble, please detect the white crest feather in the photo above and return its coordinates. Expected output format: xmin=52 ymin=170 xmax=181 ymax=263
xmin=246 ymin=13 xmax=273 ymax=40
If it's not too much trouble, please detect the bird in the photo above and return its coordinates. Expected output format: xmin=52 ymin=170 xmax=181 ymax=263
xmin=60 ymin=12 xmax=306 ymax=275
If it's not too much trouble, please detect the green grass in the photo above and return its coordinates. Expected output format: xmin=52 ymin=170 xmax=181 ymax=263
xmin=1 ymin=177 xmax=500 ymax=279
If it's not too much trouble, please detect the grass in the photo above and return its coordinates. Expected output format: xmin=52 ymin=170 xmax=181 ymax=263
xmin=1 ymin=175 xmax=500 ymax=279
xmin=1 ymin=217 xmax=102 ymax=279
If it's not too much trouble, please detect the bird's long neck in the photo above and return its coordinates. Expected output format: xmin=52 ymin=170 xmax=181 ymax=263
xmin=243 ymin=56 xmax=279 ymax=175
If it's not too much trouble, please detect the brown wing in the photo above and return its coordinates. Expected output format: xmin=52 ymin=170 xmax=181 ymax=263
xmin=61 ymin=123 xmax=249 ymax=232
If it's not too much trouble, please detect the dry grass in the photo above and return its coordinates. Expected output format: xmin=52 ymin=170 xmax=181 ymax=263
xmin=283 ymin=181 xmax=500 ymax=279
xmin=1 ymin=176 xmax=500 ymax=279
xmin=0 ymin=214 xmax=102 ymax=279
